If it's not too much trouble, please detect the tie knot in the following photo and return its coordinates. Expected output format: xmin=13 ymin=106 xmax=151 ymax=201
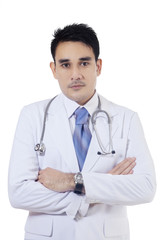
xmin=75 ymin=107 xmax=89 ymax=125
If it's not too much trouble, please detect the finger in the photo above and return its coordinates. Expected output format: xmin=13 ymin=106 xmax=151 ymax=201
xmin=113 ymin=158 xmax=136 ymax=174
xmin=109 ymin=159 xmax=128 ymax=174
xmin=129 ymin=170 xmax=134 ymax=174
xmin=37 ymin=175 xmax=40 ymax=181
xmin=38 ymin=170 xmax=43 ymax=175
xmin=109 ymin=158 xmax=136 ymax=175
xmin=121 ymin=162 xmax=136 ymax=175
xmin=38 ymin=179 xmax=44 ymax=185
xmin=116 ymin=157 xmax=135 ymax=169
xmin=121 ymin=161 xmax=136 ymax=175
xmin=38 ymin=169 xmax=46 ymax=176
xmin=38 ymin=177 xmax=43 ymax=184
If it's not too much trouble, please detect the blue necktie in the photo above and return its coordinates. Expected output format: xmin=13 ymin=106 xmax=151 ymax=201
xmin=73 ymin=107 xmax=92 ymax=171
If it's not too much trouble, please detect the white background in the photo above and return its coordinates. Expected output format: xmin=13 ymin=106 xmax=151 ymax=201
xmin=0 ymin=0 xmax=160 ymax=239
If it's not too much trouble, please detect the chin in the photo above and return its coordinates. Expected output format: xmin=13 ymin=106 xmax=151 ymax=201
xmin=68 ymin=95 xmax=85 ymax=105
xmin=65 ymin=91 xmax=94 ymax=105
xmin=75 ymin=96 xmax=91 ymax=105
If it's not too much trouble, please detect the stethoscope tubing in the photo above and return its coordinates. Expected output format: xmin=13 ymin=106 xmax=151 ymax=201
xmin=34 ymin=95 xmax=115 ymax=156
xmin=40 ymin=96 xmax=57 ymax=143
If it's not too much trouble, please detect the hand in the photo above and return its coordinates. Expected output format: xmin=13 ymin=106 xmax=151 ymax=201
xmin=38 ymin=168 xmax=75 ymax=192
xmin=108 ymin=157 xmax=136 ymax=175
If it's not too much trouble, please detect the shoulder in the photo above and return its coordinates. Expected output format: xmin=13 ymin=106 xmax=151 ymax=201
xmin=16 ymin=95 xmax=63 ymax=129
xmin=99 ymin=94 xmax=136 ymax=117
xmin=20 ymin=94 xmax=63 ymax=117
xmin=99 ymin=95 xmax=142 ymax=136
xmin=99 ymin=95 xmax=137 ymax=126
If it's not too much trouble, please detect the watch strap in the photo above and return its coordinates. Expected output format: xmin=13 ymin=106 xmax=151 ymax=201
xmin=74 ymin=172 xmax=84 ymax=195
xmin=74 ymin=182 xmax=84 ymax=194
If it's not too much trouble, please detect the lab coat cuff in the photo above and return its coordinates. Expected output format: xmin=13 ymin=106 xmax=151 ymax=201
xmin=78 ymin=195 xmax=89 ymax=217
xmin=82 ymin=172 xmax=103 ymax=204
xmin=65 ymin=193 xmax=83 ymax=219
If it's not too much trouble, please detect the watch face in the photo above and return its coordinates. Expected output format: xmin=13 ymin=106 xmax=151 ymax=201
xmin=74 ymin=172 xmax=84 ymax=195
xmin=75 ymin=172 xmax=83 ymax=184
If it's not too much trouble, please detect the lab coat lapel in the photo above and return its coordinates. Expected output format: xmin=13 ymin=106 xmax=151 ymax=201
xmin=47 ymin=98 xmax=79 ymax=172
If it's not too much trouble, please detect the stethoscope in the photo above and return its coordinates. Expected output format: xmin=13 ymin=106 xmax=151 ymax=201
xmin=34 ymin=95 xmax=116 ymax=156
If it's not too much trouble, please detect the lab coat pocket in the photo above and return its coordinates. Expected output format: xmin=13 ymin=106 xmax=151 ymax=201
xmin=103 ymin=217 xmax=129 ymax=237
xmin=92 ymin=138 xmax=127 ymax=173
xmin=25 ymin=213 xmax=53 ymax=237
xmin=113 ymin=137 xmax=128 ymax=163
xmin=38 ymin=147 xmax=61 ymax=170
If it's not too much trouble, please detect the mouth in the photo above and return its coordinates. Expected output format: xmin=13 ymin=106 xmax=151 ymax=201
xmin=69 ymin=81 xmax=86 ymax=90
xmin=70 ymin=84 xmax=85 ymax=90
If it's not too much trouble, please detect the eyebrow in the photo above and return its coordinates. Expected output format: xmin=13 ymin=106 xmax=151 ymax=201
xmin=79 ymin=57 xmax=92 ymax=61
xmin=58 ymin=56 xmax=92 ymax=64
xmin=58 ymin=59 xmax=70 ymax=64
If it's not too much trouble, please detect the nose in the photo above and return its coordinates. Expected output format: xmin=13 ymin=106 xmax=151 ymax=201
xmin=71 ymin=66 xmax=82 ymax=81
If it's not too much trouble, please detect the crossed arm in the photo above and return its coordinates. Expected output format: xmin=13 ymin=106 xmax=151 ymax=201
xmin=38 ymin=157 xmax=136 ymax=193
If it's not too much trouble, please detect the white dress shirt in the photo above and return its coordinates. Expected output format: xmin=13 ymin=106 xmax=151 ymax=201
xmin=62 ymin=91 xmax=99 ymax=135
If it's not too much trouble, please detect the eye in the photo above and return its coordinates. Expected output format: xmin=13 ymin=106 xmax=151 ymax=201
xmin=62 ymin=63 xmax=70 ymax=68
xmin=80 ymin=62 xmax=89 ymax=67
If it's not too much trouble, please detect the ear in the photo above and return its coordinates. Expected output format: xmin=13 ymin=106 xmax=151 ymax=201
xmin=50 ymin=62 xmax=57 ymax=79
xmin=96 ymin=59 xmax=102 ymax=76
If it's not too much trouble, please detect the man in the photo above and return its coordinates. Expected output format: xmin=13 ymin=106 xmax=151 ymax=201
xmin=8 ymin=24 xmax=156 ymax=240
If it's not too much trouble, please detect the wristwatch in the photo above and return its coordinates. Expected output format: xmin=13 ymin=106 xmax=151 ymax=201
xmin=74 ymin=172 xmax=84 ymax=195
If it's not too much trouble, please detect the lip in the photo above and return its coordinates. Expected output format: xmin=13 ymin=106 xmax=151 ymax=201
xmin=70 ymin=85 xmax=85 ymax=89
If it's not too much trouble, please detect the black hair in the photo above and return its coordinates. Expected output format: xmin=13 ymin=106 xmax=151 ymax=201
xmin=51 ymin=23 xmax=100 ymax=62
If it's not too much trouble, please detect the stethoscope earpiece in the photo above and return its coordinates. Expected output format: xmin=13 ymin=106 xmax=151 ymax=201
xmin=34 ymin=143 xmax=46 ymax=155
xmin=97 ymin=150 xmax=116 ymax=155
xmin=97 ymin=151 xmax=102 ymax=155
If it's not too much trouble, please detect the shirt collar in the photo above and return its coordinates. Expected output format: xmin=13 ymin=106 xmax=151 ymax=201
xmin=62 ymin=91 xmax=99 ymax=118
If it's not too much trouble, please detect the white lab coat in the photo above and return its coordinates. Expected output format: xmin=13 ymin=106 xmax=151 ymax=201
xmin=8 ymin=94 xmax=156 ymax=240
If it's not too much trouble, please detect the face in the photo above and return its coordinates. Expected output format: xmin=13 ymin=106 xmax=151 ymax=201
xmin=50 ymin=41 xmax=102 ymax=105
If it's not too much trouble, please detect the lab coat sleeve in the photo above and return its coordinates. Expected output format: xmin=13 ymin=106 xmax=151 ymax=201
xmin=82 ymin=113 xmax=156 ymax=205
xmin=8 ymin=107 xmax=84 ymax=218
